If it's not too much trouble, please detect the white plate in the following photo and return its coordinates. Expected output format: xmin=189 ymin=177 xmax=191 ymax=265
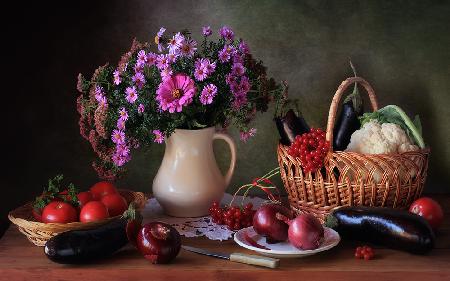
xmin=234 ymin=226 xmax=340 ymax=258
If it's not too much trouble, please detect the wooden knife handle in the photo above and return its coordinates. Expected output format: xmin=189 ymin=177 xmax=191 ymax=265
xmin=229 ymin=253 xmax=280 ymax=268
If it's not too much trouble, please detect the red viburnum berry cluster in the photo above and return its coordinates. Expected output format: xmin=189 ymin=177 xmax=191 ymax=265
xmin=209 ymin=201 xmax=255 ymax=231
xmin=288 ymin=128 xmax=330 ymax=173
xmin=355 ymin=245 xmax=375 ymax=260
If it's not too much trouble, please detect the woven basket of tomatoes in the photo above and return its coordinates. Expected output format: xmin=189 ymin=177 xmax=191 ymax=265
xmin=8 ymin=176 xmax=147 ymax=246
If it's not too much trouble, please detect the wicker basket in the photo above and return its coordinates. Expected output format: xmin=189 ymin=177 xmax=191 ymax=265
xmin=8 ymin=189 xmax=147 ymax=246
xmin=277 ymin=77 xmax=430 ymax=221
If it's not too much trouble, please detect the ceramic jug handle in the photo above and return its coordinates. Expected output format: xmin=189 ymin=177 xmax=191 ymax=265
xmin=213 ymin=132 xmax=237 ymax=186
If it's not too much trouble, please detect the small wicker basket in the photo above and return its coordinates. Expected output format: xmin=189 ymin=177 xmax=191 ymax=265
xmin=277 ymin=77 xmax=430 ymax=221
xmin=8 ymin=189 xmax=147 ymax=246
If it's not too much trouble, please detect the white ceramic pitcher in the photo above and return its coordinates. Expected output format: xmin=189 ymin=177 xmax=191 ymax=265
xmin=152 ymin=127 xmax=236 ymax=217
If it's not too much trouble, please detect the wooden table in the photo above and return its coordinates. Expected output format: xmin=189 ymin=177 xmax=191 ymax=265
xmin=1 ymin=196 xmax=450 ymax=281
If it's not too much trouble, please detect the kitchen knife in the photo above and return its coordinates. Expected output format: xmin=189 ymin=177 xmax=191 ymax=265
xmin=182 ymin=245 xmax=280 ymax=268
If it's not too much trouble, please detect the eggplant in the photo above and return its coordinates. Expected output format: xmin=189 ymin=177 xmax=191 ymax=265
xmin=333 ymin=100 xmax=361 ymax=151
xmin=275 ymin=109 xmax=310 ymax=145
xmin=325 ymin=206 xmax=435 ymax=254
xmin=44 ymin=218 xmax=129 ymax=263
xmin=333 ymin=61 xmax=364 ymax=151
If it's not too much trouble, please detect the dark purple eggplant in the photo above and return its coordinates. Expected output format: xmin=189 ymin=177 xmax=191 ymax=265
xmin=325 ymin=206 xmax=435 ymax=254
xmin=275 ymin=109 xmax=310 ymax=145
xmin=333 ymin=61 xmax=363 ymax=151
xmin=44 ymin=205 xmax=141 ymax=264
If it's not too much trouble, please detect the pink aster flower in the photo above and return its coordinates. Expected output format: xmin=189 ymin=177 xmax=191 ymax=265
xmin=156 ymin=73 xmax=196 ymax=113
xmin=232 ymin=92 xmax=248 ymax=109
xmin=137 ymin=103 xmax=145 ymax=114
xmin=219 ymin=26 xmax=234 ymax=41
xmin=225 ymin=73 xmax=237 ymax=85
xmin=231 ymin=63 xmax=245 ymax=76
xmin=116 ymin=143 xmax=130 ymax=157
xmin=240 ymin=76 xmax=251 ymax=92
xmin=119 ymin=107 xmax=128 ymax=121
xmin=167 ymin=32 xmax=184 ymax=54
xmin=194 ymin=64 xmax=208 ymax=81
xmin=156 ymin=54 xmax=170 ymax=70
xmin=196 ymin=58 xmax=216 ymax=75
xmin=167 ymin=52 xmax=178 ymax=63
xmin=117 ymin=118 xmax=126 ymax=130
xmin=179 ymin=38 xmax=197 ymax=58
xmin=113 ymin=70 xmax=121 ymax=85
xmin=240 ymin=128 xmax=257 ymax=142
xmin=202 ymin=26 xmax=212 ymax=36
xmin=137 ymin=50 xmax=147 ymax=64
xmin=134 ymin=61 xmax=144 ymax=73
xmin=111 ymin=129 xmax=125 ymax=144
xmin=153 ymin=130 xmax=165 ymax=144
xmin=160 ymin=67 xmax=173 ymax=81
xmin=98 ymin=96 xmax=107 ymax=107
xmin=146 ymin=52 xmax=157 ymax=66
xmin=94 ymin=85 xmax=104 ymax=102
xmin=232 ymin=54 xmax=244 ymax=64
xmin=125 ymin=86 xmax=138 ymax=104
xmin=239 ymin=40 xmax=250 ymax=54
xmin=132 ymin=72 xmax=145 ymax=89
xmin=155 ymin=27 xmax=166 ymax=52
xmin=200 ymin=84 xmax=218 ymax=105
xmin=218 ymin=48 xmax=230 ymax=63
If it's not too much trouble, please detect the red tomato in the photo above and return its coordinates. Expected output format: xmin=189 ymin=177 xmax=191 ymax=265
xmin=90 ymin=181 xmax=118 ymax=200
xmin=41 ymin=201 xmax=78 ymax=223
xmin=80 ymin=201 xmax=109 ymax=222
xmin=32 ymin=208 xmax=43 ymax=222
xmin=101 ymin=194 xmax=128 ymax=216
xmin=410 ymin=197 xmax=444 ymax=229
xmin=77 ymin=191 xmax=94 ymax=207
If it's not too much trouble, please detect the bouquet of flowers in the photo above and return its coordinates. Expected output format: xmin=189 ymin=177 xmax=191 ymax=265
xmin=76 ymin=26 xmax=284 ymax=180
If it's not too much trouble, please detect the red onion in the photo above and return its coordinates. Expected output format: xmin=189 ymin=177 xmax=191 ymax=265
xmin=253 ymin=204 xmax=293 ymax=243
xmin=136 ymin=222 xmax=181 ymax=264
xmin=287 ymin=214 xmax=324 ymax=250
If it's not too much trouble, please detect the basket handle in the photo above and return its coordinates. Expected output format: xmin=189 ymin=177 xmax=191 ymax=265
xmin=325 ymin=77 xmax=379 ymax=151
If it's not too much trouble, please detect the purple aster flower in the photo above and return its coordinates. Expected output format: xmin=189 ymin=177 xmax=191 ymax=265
xmin=112 ymin=149 xmax=130 ymax=167
xmin=167 ymin=32 xmax=184 ymax=54
xmin=132 ymin=72 xmax=145 ymax=89
xmin=196 ymin=58 xmax=216 ymax=75
xmin=179 ymin=38 xmax=197 ymax=58
xmin=153 ymin=130 xmax=165 ymax=144
xmin=125 ymin=86 xmax=138 ymax=104
xmin=155 ymin=27 xmax=166 ymax=52
xmin=137 ymin=103 xmax=145 ymax=114
xmin=167 ymin=52 xmax=178 ymax=63
xmin=156 ymin=54 xmax=170 ymax=70
xmin=98 ymin=96 xmax=108 ymax=107
xmin=218 ymin=48 xmax=230 ymax=63
xmin=231 ymin=63 xmax=245 ymax=76
xmin=146 ymin=52 xmax=157 ymax=66
xmin=200 ymin=84 xmax=218 ymax=105
xmin=94 ymin=85 xmax=104 ymax=102
xmin=225 ymin=73 xmax=237 ymax=85
xmin=219 ymin=26 xmax=234 ymax=41
xmin=119 ymin=107 xmax=128 ymax=121
xmin=232 ymin=92 xmax=248 ymax=110
xmin=239 ymin=40 xmax=250 ymax=54
xmin=116 ymin=143 xmax=130 ymax=157
xmin=194 ymin=64 xmax=208 ymax=81
xmin=137 ymin=50 xmax=147 ymax=64
xmin=240 ymin=76 xmax=251 ymax=92
xmin=156 ymin=73 xmax=196 ymax=113
xmin=232 ymin=54 xmax=244 ymax=64
xmin=113 ymin=70 xmax=121 ymax=85
xmin=111 ymin=129 xmax=125 ymax=144
xmin=117 ymin=118 xmax=126 ymax=130
xmin=134 ymin=61 xmax=145 ymax=73
xmin=160 ymin=67 xmax=173 ymax=81
xmin=202 ymin=26 xmax=212 ymax=36
xmin=240 ymin=128 xmax=257 ymax=142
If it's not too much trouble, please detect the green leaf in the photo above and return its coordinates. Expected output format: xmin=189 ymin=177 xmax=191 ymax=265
xmin=413 ymin=115 xmax=422 ymax=136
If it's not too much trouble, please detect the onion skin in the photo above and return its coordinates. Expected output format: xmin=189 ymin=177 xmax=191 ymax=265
xmin=136 ymin=222 xmax=181 ymax=264
xmin=253 ymin=204 xmax=293 ymax=243
xmin=288 ymin=214 xmax=324 ymax=250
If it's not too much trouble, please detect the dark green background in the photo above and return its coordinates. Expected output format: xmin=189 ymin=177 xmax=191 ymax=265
xmin=3 ymin=0 xmax=450 ymax=225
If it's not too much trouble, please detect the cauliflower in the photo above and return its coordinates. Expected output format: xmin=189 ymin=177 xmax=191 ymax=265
xmin=345 ymin=120 xmax=419 ymax=154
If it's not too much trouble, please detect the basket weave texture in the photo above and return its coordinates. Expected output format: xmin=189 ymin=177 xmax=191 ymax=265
xmin=8 ymin=189 xmax=147 ymax=246
xmin=277 ymin=77 xmax=430 ymax=221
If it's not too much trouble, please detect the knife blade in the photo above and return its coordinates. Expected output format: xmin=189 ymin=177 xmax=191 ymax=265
xmin=182 ymin=245 xmax=280 ymax=268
